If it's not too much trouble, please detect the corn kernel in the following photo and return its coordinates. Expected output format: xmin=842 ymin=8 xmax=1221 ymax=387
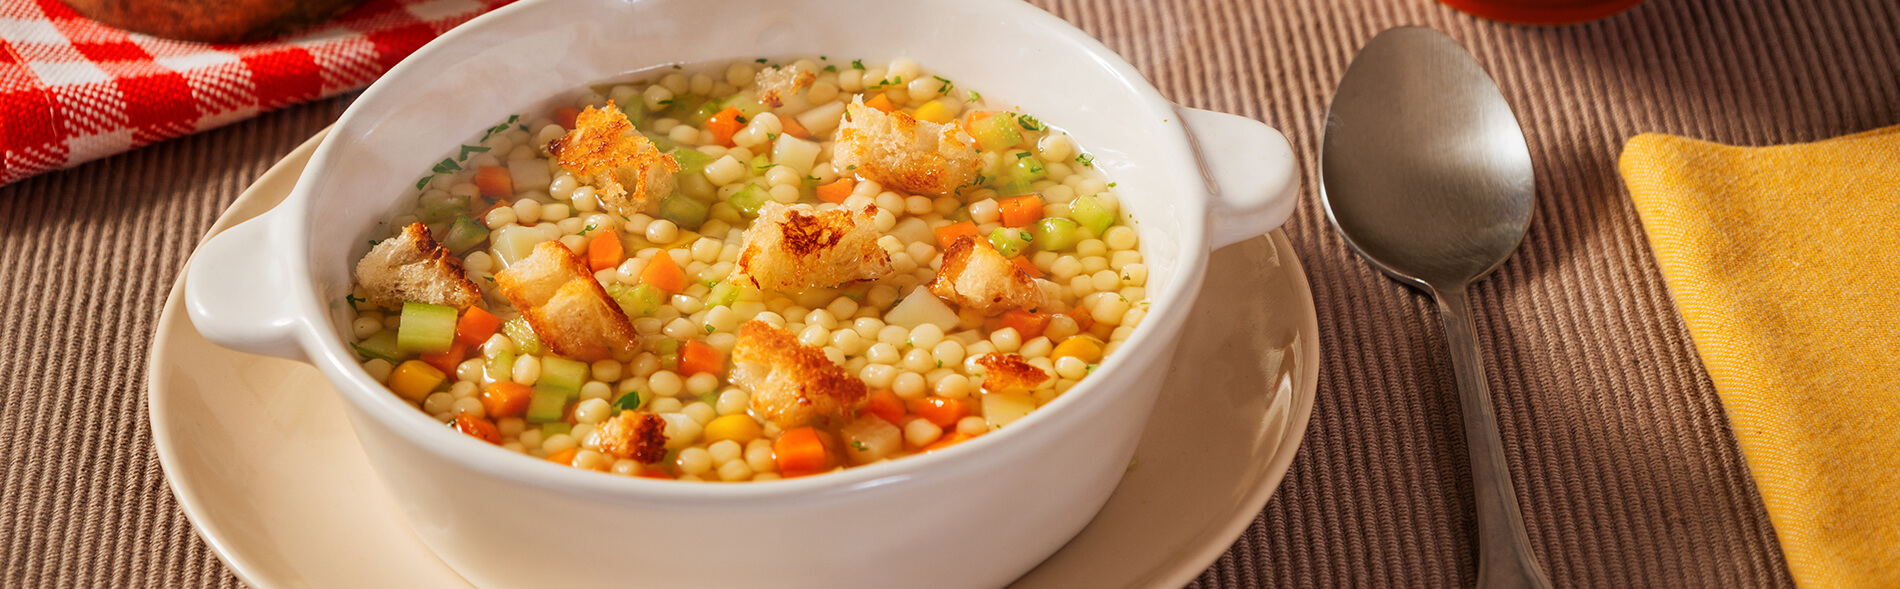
xmin=703 ymin=414 xmax=764 ymax=444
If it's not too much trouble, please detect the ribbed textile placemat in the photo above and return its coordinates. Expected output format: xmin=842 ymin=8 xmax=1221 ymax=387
xmin=3 ymin=0 xmax=1894 ymax=586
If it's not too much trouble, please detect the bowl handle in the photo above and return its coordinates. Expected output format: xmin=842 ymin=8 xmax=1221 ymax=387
xmin=1179 ymin=107 xmax=1300 ymax=250
xmin=184 ymin=211 xmax=311 ymax=363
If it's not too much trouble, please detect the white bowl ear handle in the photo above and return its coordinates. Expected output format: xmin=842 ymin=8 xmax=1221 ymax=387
xmin=1179 ymin=108 xmax=1300 ymax=250
xmin=184 ymin=211 xmax=311 ymax=363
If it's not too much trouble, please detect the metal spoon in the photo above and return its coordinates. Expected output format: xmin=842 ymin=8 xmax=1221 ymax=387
xmin=1319 ymin=27 xmax=1552 ymax=589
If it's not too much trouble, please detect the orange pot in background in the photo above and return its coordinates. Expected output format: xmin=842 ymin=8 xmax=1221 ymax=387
xmin=1437 ymin=0 xmax=1646 ymax=25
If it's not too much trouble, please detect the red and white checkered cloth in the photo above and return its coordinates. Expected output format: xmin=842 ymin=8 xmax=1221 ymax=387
xmin=0 ymin=0 xmax=515 ymax=185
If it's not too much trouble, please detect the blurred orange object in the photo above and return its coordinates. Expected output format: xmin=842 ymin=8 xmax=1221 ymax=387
xmin=1437 ymin=0 xmax=1645 ymax=25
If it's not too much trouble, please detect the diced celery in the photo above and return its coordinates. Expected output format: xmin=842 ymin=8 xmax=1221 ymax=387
xmin=658 ymin=194 xmax=709 ymax=231
xmin=729 ymin=184 xmax=772 ymax=217
xmin=396 ymin=302 xmax=459 ymax=354
xmin=351 ymin=330 xmax=403 ymax=362
xmin=1032 ymin=217 xmax=1081 ymax=252
xmin=654 ymin=339 xmax=680 ymax=371
xmin=540 ymin=356 xmax=589 ymax=390
xmin=679 ymin=97 xmax=718 ymax=126
xmin=671 ymin=148 xmax=715 ymax=177
xmin=1011 ymin=155 xmax=1048 ymax=183
xmin=749 ymin=153 xmax=773 ymax=174
xmin=1069 ymin=194 xmax=1115 ymax=236
xmin=707 ymin=282 xmax=741 ymax=307
xmin=641 ymin=132 xmax=679 ymax=153
xmin=525 ymin=384 xmax=572 ymax=423
xmin=485 ymin=348 xmax=515 ymax=383
xmin=988 ymin=227 xmax=1032 ymax=257
xmin=618 ymin=100 xmax=646 ymax=127
xmin=417 ymin=191 xmax=469 ymax=223
xmin=541 ymin=422 xmax=572 ymax=437
xmin=675 ymin=172 xmax=716 ymax=200
xmin=718 ymin=93 xmax=768 ymax=119
xmin=970 ymin=114 xmax=1023 ymax=152
xmin=503 ymin=317 xmax=544 ymax=356
xmin=441 ymin=217 xmax=490 ymax=253
xmin=607 ymin=283 xmax=664 ymax=317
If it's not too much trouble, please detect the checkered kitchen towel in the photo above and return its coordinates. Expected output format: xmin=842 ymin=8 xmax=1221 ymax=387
xmin=0 ymin=0 xmax=514 ymax=185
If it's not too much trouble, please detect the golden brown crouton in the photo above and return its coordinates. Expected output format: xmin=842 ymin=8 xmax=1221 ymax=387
xmin=927 ymin=236 xmax=1048 ymax=315
xmin=754 ymin=64 xmax=816 ymax=108
xmin=594 ymin=410 xmax=668 ymax=464
xmin=831 ymin=99 xmax=981 ymax=197
xmin=975 ymin=353 xmax=1052 ymax=393
xmin=730 ymin=321 xmax=867 ymax=429
xmin=732 ymin=202 xmax=892 ymax=292
xmin=548 ymin=101 xmax=679 ymax=218
xmin=354 ymin=222 xmax=482 ymax=310
xmin=494 ymin=241 xmax=638 ymax=361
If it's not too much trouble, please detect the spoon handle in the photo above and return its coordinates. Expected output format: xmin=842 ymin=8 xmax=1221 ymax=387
xmin=1433 ymin=285 xmax=1553 ymax=589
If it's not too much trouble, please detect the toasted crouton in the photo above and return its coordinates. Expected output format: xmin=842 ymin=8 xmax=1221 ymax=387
xmin=975 ymin=353 xmax=1052 ymax=393
xmin=594 ymin=410 xmax=667 ymax=463
xmin=754 ymin=64 xmax=816 ymax=108
xmin=732 ymin=202 xmax=892 ymax=292
xmin=548 ymin=101 xmax=679 ymax=218
xmin=730 ymin=321 xmax=868 ymax=429
xmin=927 ymin=236 xmax=1049 ymax=315
xmin=494 ymin=241 xmax=638 ymax=361
xmin=831 ymin=99 xmax=981 ymax=197
xmin=355 ymin=222 xmax=481 ymax=310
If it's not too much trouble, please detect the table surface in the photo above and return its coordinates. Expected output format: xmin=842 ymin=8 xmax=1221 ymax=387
xmin=4 ymin=0 xmax=1895 ymax=586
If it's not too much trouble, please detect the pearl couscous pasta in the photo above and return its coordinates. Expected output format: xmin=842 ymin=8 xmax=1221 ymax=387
xmin=345 ymin=57 xmax=1150 ymax=481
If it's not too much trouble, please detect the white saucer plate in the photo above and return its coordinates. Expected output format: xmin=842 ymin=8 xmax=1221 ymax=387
xmin=149 ymin=131 xmax=1319 ymax=588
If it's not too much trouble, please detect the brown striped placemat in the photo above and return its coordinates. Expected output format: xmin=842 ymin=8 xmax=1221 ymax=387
xmin=4 ymin=0 xmax=1895 ymax=586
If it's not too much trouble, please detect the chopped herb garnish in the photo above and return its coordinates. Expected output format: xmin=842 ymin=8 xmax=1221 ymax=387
xmin=705 ymin=324 xmax=716 ymax=334
xmin=484 ymin=276 xmax=496 ymax=282
xmin=345 ymin=294 xmax=364 ymax=309
xmin=1019 ymin=231 xmax=1032 ymax=241
xmin=1018 ymin=114 xmax=1047 ymax=131
xmin=1087 ymin=363 xmax=1099 ymax=372
xmin=432 ymin=158 xmax=461 ymax=174
xmin=735 ymin=115 xmax=748 ymax=124
xmin=657 ymin=99 xmax=674 ymax=106
xmin=967 ymin=90 xmax=982 ymax=102
xmin=457 ymin=144 xmax=491 ymax=160
xmin=579 ymin=223 xmax=597 ymax=236
xmin=481 ymin=114 xmax=520 ymax=142
xmin=820 ymin=55 xmax=829 ymax=60
xmin=755 ymin=58 xmax=768 ymax=64
xmin=367 ymin=239 xmax=382 ymax=247
xmin=852 ymin=441 xmax=868 ymax=451
xmin=1015 ymin=152 xmax=1031 ymax=159
xmin=1075 ymin=153 xmax=1095 ymax=167
xmin=937 ymin=360 xmax=944 ymax=368
xmin=415 ymin=176 xmax=432 ymax=191
xmin=671 ymin=64 xmax=682 ymax=69
xmin=845 ymin=164 xmax=857 ymax=171
xmin=1107 ymin=182 xmax=1117 ymax=187
xmin=613 ymin=391 xmax=644 ymax=412
xmin=851 ymin=59 xmax=865 ymax=70
xmin=933 ymin=75 xmax=953 ymax=94
xmin=823 ymin=64 xmax=837 ymax=73
xmin=767 ymin=132 xmax=779 ymax=141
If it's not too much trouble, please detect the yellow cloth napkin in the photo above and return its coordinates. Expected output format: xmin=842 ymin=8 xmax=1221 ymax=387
xmin=1619 ymin=127 xmax=1900 ymax=588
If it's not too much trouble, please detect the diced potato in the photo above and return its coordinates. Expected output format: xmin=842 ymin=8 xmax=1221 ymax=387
xmin=982 ymin=393 xmax=1036 ymax=429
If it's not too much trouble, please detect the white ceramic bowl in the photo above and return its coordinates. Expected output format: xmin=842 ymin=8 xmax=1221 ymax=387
xmin=184 ymin=0 xmax=1298 ymax=586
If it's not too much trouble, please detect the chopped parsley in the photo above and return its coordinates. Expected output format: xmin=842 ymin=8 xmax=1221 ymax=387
xmin=967 ymin=90 xmax=982 ymax=102
xmin=1015 ymin=152 xmax=1031 ymax=159
xmin=1017 ymin=114 xmax=1047 ymax=131
xmin=823 ymin=64 xmax=837 ymax=73
xmin=934 ymin=75 xmax=953 ymax=94
xmin=367 ymin=239 xmax=382 ymax=247
xmin=851 ymin=59 xmax=866 ymax=70
xmin=431 ymin=158 xmax=461 ymax=174
xmin=735 ymin=114 xmax=748 ymax=124
xmin=1075 ymin=153 xmax=1095 ymax=167
xmin=852 ymin=441 xmax=868 ymax=452
xmin=705 ymin=324 xmax=716 ymax=334
xmin=480 ymin=114 xmax=520 ymax=142
xmin=613 ymin=391 xmax=644 ymax=412
xmin=483 ymin=276 xmax=496 ymax=282
xmin=1107 ymin=182 xmax=1117 ymax=187
xmin=578 ymin=223 xmax=598 ymax=236
xmin=414 ymin=176 xmax=432 ymax=191
xmin=345 ymin=294 xmax=364 ymax=309
xmin=755 ymin=57 xmax=768 ymax=63
xmin=456 ymin=144 xmax=491 ymax=161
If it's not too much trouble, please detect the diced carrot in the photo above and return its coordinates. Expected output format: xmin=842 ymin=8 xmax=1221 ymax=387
xmin=679 ymin=340 xmax=725 ymax=376
xmin=815 ymin=178 xmax=855 ymax=203
xmin=453 ymin=414 xmax=502 ymax=444
xmin=586 ymin=230 xmax=624 ymax=272
xmin=774 ymin=426 xmax=829 ymax=473
xmin=780 ymin=115 xmax=811 ymax=139
xmin=1068 ymin=310 xmax=1095 ymax=333
xmin=555 ymin=107 xmax=580 ymax=130
xmin=999 ymin=309 xmax=1049 ymax=340
xmin=637 ymin=468 xmax=675 ymax=480
xmin=455 ymin=306 xmax=504 ymax=346
xmin=706 ymin=106 xmax=745 ymax=146
xmin=922 ymin=432 xmax=973 ymax=453
xmin=474 ymin=165 xmax=513 ymax=198
xmin=935 ymin=221 xmax=979 ymax=251
xmin=862 ymin=93 xmax=896 ymax=113
xmin=861 ymin=389 xmax=905 ymax=425
xmin=480 ymin=382 xmax=534 ymax=419
xmin=640 ymin=250 xmax=689 ymax=294
xmin=419 ymin=340 xmax=468 ymax=375
xmin=547 ymin=447 xmax=579 ymax=465
xmin=1010 ymin=255 xmax=1044 ymax=278
xmin=908 ymin=397 xmax=968 ymax=429
xmin=998 ymin=194 xmax=1043 ymax=228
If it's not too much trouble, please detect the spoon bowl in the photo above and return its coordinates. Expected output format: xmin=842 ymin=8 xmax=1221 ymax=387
xmin=1321 ymin=26 xmax=1553 ymax=589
